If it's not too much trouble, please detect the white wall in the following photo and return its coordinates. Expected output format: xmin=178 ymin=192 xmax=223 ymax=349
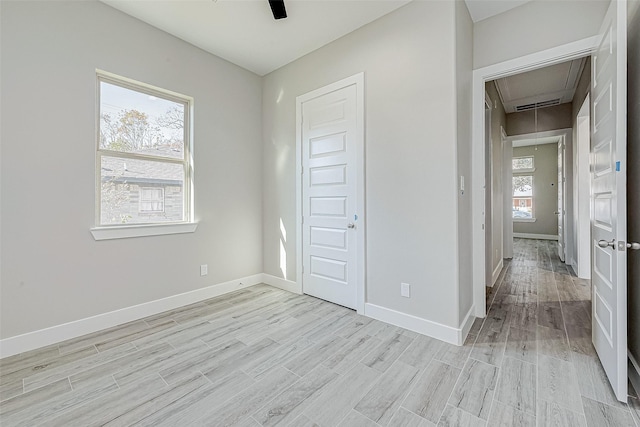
xmin=473 ymin=0 xmax=609 ymax=69
xmin=263 ymin=1 xmax=463 ymax=328
xmin=0 ymin=1 xmax=263 ymax=339
xmin=456 ymin=0 xmax=474 ymax=325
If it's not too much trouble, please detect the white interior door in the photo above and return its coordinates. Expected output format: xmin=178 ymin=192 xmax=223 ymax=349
xmin=300 ymin=82 xmax=359 ymax=309
xmin=558 ymin=141 xmax=566 ymax=262
xmin=591 ymin=0 xmax=627 ymax=402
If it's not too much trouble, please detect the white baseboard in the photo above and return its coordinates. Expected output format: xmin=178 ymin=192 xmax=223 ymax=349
xmin=490 ymin=259 xmax=504 ymax=288
xmin=513 ymin=233 xmax=559 ymax=241
xmin=262 ymin=274 xmax=302 ymax=294
xmin=0 ymin=274 xmax=263 ymax=359
xmin=459 ymin=305 xmax=476 ymax=345
xmin=364 ymin=303 xmax=467 ymax=345
xmin=629 ymin=351 xmax=640 ymax=399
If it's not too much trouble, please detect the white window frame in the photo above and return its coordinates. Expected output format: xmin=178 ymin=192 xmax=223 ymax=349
xmin=91 ymin=70 xmax=196 ymax=240
xmin=512 ymin=173 xmax=536 ymax=222
xmin=512 ymin=155 xmax=536 ymax=173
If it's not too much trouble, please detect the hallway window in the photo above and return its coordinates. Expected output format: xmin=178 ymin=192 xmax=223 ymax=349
xmin=513 ymin=175 xmax=533 ymax=219
xmin=513 ymin=156 xmax=535 ymax=172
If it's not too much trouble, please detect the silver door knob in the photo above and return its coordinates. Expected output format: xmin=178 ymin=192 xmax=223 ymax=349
xmin=347 ymin=223 xmax=355 ymax=229
xmin=598 ymin=239 xmax=616 ymax=249
xmin=628 ymin=242 xmax=640 ymax=250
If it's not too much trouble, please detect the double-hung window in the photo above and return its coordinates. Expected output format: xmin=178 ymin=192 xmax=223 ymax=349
xmin=93 ymin=71 xmax=194 ymax=239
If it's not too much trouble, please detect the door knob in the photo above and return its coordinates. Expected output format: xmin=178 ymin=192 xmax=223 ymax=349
xmin=628 ymin=242 xmax=640 ymax=250
xmin=598 ymin=239 xmax=616 ymax=249
xmin=347 ymin=223 xmax=355 ymax=229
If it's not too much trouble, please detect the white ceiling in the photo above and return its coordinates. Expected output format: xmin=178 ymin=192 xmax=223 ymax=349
xmin=464 ymin=0 xmax=532 ymax=22
xmin=102 ymin=0 xmax=412 ymax=76
xmin=101 ymin=0 xmax=533 ymax=76
xmin=495 ymin=58 xmax=587 ymax=113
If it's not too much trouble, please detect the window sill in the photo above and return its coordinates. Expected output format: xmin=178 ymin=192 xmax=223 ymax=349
xmin=90 ymin=222 xmax=198 ymax=241
xmin=513 ymin=218 xmax=536 ymax=223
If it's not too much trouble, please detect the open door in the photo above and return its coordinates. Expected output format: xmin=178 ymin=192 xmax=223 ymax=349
xmin=590 ymin=0 xmax=627 ymax=402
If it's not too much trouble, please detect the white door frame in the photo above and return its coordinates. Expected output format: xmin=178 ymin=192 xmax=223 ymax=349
xmin=471 ymin=37 xmax=598 ymax=318
xmin=295 ymin=73 xmax=366 ymax=314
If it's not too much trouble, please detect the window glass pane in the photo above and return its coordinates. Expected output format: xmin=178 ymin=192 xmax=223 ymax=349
xmin=513 ymin=175 xmax=533 ymax=219
xmin=100 ymin=156 xmax=183 ymax=225
xmin=513 ymin=156 xmax=534 ymax=170
xmin=100 ymin=81 xmax=184 ymax=160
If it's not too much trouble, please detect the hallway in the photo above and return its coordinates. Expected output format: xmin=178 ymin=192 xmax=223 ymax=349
xmin=475 ymin=238 xmax=639 ymax=426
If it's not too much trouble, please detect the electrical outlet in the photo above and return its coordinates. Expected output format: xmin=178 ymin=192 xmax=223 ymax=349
xmin=401 ymin=283 xmax=411 ymax=298
xmin=200 ymin=264 xmax=208 ymax=276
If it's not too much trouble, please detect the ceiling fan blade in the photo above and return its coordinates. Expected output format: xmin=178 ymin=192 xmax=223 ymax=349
xmin=268 ymin=0 xmax=287 ymax=20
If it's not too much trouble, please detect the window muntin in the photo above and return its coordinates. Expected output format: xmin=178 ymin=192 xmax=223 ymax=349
xmin=513 ymin=175 xmax=533 ymax=219
xmin=96 ymin=72 xmax=191 ymax=227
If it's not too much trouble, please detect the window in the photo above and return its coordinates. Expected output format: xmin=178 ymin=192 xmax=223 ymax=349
xmin=512 ymin=156 xmax=535 ymax=172
xmin=139 ymin=188 xmax=165 ymax=213
xmin=96 ymin=71 xmax=192 ymax=228
xmin=513 ymin=175 xmax=534 ymax=220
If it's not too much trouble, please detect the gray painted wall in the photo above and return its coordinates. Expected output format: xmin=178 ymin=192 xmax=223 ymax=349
xmin=473 ymin=0 xmax=609 ymax=69
xmin=262 ymin=1 xmax=463 ymax=328
xmin=571 ymin=57 xmax=592 ymax=274
xmin=456 ymin=1 xmax=474 ymax=325
xmin=627 ymin=0 xmax=640 ymax=370
xmin=506 ymin=104 xmax=573 ymax=136
xmin=0 ymin=1 xmax=263 ymax=339
xmin=513 ymin=145 xmax=558 ymax=236
xmin=485 ymin=82 xmax=506 ymax=284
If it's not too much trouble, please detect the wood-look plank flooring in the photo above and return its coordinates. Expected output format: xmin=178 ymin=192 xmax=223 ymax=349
xmin=1 ymin=239 xmax=638 ymax=426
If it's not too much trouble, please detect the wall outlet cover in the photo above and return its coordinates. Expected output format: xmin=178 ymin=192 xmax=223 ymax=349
xmin=200 ymin=264 xmax=208 ymax=276
xmin=401 ymin=282 xmax=411 ymax=298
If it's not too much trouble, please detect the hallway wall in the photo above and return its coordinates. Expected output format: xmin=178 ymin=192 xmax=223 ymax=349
xmin=512 ymin=144 xmax=558 ymax=237
xmin=485 ymin=82 xmax=506 ymax=285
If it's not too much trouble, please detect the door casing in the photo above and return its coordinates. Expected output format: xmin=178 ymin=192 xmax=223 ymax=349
xmin=471 ymin=37 xmax=598 ymax=318
xmin=295 ymin=73 xmax=366 ymax=314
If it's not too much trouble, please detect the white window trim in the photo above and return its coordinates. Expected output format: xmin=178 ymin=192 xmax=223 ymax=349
xmin=94 ymin=70 xmax=196 ymax=239
xmin=91 ymin=223 xmax=198 ymax=241
xmin=513 ymin=218 xmax=537 ymax=223
xmin=512 ymin=173 xmax=534 ymax=221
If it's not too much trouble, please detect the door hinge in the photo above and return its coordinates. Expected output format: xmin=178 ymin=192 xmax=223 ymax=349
xmin=301 ymin=216 xmax=304 ymax=224
xmin=302 ymin=265 xmax=305 ymax=273
xmin=301 ymin=166 xmax=304 ymax=174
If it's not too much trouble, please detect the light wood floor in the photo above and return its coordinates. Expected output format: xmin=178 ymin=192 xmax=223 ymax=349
xmin=1 ymin=239 xmax=639 ymax=426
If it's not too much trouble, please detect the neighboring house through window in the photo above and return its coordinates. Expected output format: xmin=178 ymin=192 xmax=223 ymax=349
xmin=96 ymin=71 xmax=192 ymax=227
